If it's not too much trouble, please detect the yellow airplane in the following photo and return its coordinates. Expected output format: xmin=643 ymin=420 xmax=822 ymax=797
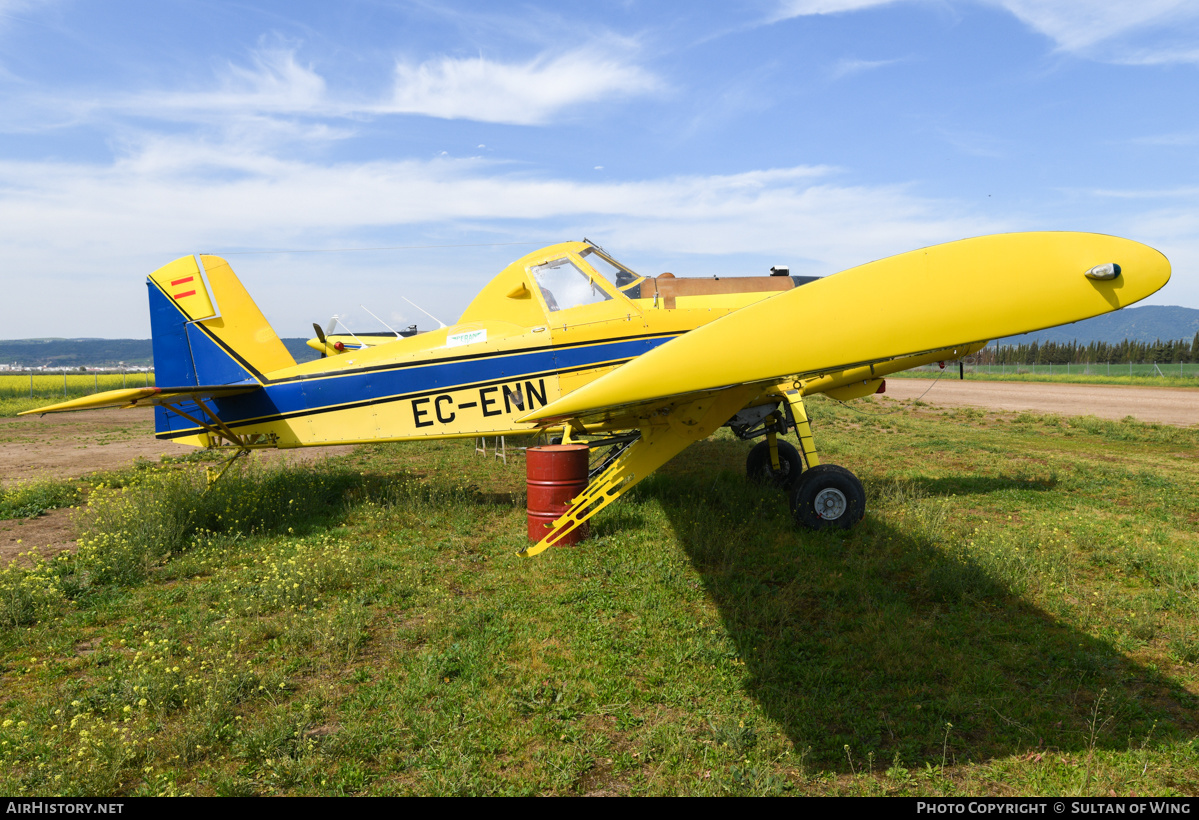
xmin=22 ymin=233 xmax=1170 ymax=556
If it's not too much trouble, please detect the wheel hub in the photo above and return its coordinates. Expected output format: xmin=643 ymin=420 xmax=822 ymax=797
xmin=813 ymin=487 xmax=847 ymax=520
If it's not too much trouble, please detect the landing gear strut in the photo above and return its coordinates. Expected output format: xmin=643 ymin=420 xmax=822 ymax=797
xmin=736 ymin=389 xmax=867 ymax=531
xmin=746 ymin=437 xmax=801 ymax=489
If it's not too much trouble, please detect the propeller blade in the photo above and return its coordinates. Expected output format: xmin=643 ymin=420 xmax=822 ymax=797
xmin=313 ymin=322 xmax=327 ymax=358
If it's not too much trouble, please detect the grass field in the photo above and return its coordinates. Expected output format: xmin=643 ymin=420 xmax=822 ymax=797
xmin=1 ymin=397 xmax=1197 ymax=796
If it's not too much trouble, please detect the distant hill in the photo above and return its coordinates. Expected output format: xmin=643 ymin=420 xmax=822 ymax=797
xmin=0 ymin=338 xmax=322 ymax=368
xmin=994 ymin=305 xmax=1199 ymax=347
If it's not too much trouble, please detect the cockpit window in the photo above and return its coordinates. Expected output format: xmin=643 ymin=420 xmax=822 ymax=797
xmin=580 ymin=247 xmax=643 ymax=292
xmin=529 ymin=257 xmax=613 ymax=312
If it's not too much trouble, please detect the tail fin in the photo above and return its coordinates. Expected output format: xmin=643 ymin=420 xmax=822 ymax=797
xmin=147 ymin=255 xmax=296 ymax=387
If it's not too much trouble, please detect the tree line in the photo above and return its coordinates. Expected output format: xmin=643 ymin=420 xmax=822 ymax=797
xmin=979 ymin=333 xmax=1199 ymax=365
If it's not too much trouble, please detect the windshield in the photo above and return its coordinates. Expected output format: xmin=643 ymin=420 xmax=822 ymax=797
xmin=579 ymin=247 xmax=643 ymax=292
xmin=529 ymin=257 xmax=612 ymax=312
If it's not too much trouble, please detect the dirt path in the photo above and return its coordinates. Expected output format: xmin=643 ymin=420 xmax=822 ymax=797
xmin=1 ymin=407 xmax=355 ymax=565
xmin=0 ymin=407 xmax=354 ymax=487
xmin=1 ymin=407 xmax=192 ymax=486
xmin=882 ymin=378 xmax=1199 ymax=426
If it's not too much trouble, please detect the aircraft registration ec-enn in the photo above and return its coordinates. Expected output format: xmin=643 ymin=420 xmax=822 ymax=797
xmin=25 ymin=233 xmax=1171 ymax=556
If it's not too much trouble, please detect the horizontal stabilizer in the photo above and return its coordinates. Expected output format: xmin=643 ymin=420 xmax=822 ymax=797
xmin=18 ymin=384 xmax=259 ymax=416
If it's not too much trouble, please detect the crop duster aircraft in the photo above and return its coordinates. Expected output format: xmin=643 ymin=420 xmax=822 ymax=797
xmin=23 ymin=233 xmax=1170 ymax=556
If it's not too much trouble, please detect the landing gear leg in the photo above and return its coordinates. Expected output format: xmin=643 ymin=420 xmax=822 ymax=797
xmin=746 ymin=427 xmax=801 ymax=489
xmin=782 ymin=389 xmax=820 ymax=470
xmin=780 ymin=390 xmax=866 ymax=531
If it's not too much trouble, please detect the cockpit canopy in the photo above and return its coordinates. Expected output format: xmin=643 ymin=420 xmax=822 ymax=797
xmin=456 ymin=241 xmax=643 ymax=328
xmin=528 ymin=247 xmax=642 ymax=313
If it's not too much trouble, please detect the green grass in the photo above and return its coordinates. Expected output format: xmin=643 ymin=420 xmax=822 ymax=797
xmin=1 ymin=400 xmax=1197 ymax=795
xmin=0 ymin=397 xmax=56 ymax=418
xmin=0 ymin=479 xmax=82 ymax=520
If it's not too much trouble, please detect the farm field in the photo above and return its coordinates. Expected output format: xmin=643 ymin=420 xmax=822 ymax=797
xmin=0 ymin=373 xmax=155 ymax=400
xmin=1 ymin=395 xmax=1197 ymax=796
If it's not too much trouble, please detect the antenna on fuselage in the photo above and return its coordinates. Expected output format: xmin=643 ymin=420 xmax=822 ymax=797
xmin=582 ymin=236 xmax=608 ymax=255
xmin=359 ymin=304 xmax=401 ymax=336
xmin=328 ymin=314 xmax=367 ymax=350
xmin=399 ymin=295 xmax=447 ymax=329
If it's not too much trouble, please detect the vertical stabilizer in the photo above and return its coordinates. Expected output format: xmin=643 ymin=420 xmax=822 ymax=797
xmin=146 ymin=255 xmax=296 ymax=388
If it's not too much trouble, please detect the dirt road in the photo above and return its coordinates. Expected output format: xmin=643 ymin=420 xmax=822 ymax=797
xmin=882 ymin=378 xmax=1199 ymax=427
xmin=1 ymin=407 xmax=353 ymax=564
xmin=1 ymin=407 xmax=354 ymax=487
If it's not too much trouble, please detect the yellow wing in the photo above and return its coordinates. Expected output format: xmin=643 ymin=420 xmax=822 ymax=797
xmin=515 ymin=232 xmax=1169 ymax=556
xmin=521 ymin=231 xmax=1169 ymax=425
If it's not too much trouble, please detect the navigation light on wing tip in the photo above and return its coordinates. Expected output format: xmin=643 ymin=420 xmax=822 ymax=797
xmin=1085 ymin=263 xmax=1121 ymax=280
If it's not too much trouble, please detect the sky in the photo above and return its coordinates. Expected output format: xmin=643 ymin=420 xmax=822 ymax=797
xmin=0 ymin=0 xmax=1197 ymax=339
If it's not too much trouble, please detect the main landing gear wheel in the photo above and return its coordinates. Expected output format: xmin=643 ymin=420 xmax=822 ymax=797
xmin=746 ymin=439 xmax=802 ymax=489
xmin=789 ymin=464 xmax=866 ymax=530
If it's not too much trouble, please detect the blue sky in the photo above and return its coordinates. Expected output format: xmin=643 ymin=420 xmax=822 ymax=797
xmin=1 ymin=0 xmax=1197 ymax=339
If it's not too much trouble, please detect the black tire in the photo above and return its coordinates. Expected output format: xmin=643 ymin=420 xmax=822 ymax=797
xmin=746 ymin=439 xmax=802 ymax=489
xmin=549 ymin=435 xmax=563 ymax=445
xmin=789 ymin=464 xmax=865 ymax=530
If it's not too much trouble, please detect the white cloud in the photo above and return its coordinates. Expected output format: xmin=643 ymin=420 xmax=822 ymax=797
xmin=5 ymin=138 xmax=1193 ymax=333
xmin=987 ymin=1 xmax=1199 ymax=53
xmin=1109 ymin=46 xmax=1199 ymax=66
xmin=771 ymin=0 xmax=1199 ymax=63
xmin=107 ymin=43 xmax=661 ymax=128
xmin=0 ymin=139 xmax=1003 ymax=336
xmin=0 ymin=0 xmax=43 ymax=27
xmin=382 ymin=48 xmax=663 ymax=125
xmin=828 ymin=57 xmax=905 ymax=79
xmin=1122 ymin=203 xmax=1199 ymax=309
xmin=3 ymin=41 xmax=663 ymax=132
xmin=139 ymin=47 xmax=328 ymax=116
xmin=772 ymin=0 xmax=901 ymax=19
xmin=1130 ymin=131 xmax=1199 ymax=147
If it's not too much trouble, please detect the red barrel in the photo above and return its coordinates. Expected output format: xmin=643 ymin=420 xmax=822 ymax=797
xmin=526 ymin=444 xmax=590 ymax=545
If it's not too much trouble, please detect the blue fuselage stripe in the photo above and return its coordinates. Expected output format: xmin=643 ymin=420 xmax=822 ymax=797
xmin=155 ymin=334 xmax=677 ymax=435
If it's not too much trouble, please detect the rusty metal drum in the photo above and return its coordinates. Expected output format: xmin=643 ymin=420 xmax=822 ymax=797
xmin=526 ymin=444 xmax=589 ymax=545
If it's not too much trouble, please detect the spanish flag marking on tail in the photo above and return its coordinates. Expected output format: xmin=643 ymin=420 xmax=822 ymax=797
xmin=149 ymin=256 xmax=216 ymax=321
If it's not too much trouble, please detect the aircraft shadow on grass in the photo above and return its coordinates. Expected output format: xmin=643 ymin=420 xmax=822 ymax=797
xmin=627 ymin=439 xmax=1197 ymax=773
xmin=902 ymin=474 xmax=1060 ymax=497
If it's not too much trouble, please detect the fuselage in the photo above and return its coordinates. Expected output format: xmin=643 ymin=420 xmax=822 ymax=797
xmin=155 ymin=241 xmax=807 ymax=449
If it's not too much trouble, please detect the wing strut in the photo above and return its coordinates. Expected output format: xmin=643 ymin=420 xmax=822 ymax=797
xmin=520 ymin=385 xmax=757 ymax=557
xmin=159 ymin=400 xmax=249 ymax=449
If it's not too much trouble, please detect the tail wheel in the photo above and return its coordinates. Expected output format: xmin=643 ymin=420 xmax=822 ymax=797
xmin=746 ymin=439 xmax=802 ymax=489
xmin=790 ymin=464 xmax=865 ymax=530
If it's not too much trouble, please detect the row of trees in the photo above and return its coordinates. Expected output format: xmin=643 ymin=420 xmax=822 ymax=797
xmin=977 ymin=333 xmax=1199 ymax=365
